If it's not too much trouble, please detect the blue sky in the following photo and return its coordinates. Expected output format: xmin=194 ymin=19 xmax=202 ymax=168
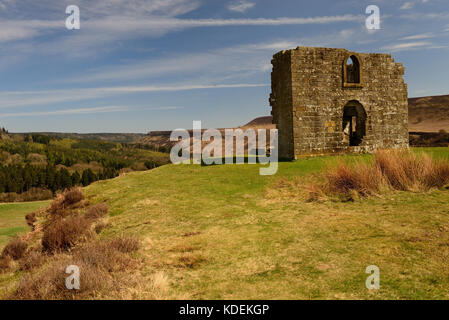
xmin=0 ymin=0 xmax=448 ymax=133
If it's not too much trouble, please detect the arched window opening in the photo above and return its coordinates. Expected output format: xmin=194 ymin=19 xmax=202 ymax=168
xmin=342 ymin=101 xmax=366 ymax=146
xmin=345 ymin=55 xmax=360 ymax=84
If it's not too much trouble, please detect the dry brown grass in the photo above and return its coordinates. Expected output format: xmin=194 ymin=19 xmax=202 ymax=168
xmin=10 ymin=258 xmax=110 ymax=300
xmin=312 ymin=149 xmax=449 ymax=200
xmin=175 ymin=253 xmax=206 ymax=269
xmin=107 ymin=236 xmax=141 ymax=253
xmin=84 ymin=203 xmax=109 ymax=220
xmin=169 ymin=244 xmax=196 ymax=253
xmin=2 ymin=238 xmax=28 ymax=260
xmin=73 ymin=238 xmax=140 ymax=273
xmin=0 ymin=255 xmax=12 ymax=272
xmin=323 ymin=162 xmax=384 ymax=200
xmin=19 ymin=250 xmax=46 ymax=271
xmin=94 ymin=220 xmax=110 ymax=234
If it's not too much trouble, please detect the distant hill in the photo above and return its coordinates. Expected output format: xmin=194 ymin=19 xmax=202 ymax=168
xmin=408 ymin=94 xmax=449 ymax=132
xmin=240 ymin=116 xmax=276 ymax=129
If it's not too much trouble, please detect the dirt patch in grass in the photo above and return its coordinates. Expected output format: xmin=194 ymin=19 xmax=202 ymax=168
xmin=175 ymin=253 xmax=206 ymax=269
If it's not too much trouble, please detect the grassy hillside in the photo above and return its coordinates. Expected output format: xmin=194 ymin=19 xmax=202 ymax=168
xmin=0 ymin=201 xmax=49 ymax=247
xmin=72 ymin=147 xmax=449 ymax=299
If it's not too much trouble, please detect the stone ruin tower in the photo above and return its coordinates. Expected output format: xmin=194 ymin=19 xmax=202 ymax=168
xmin=269 ymin=46 xmax=409 ymax=159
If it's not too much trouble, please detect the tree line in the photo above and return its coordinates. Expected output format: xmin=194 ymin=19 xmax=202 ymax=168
xmin=0 ymin=164 xmax=118 ymax=194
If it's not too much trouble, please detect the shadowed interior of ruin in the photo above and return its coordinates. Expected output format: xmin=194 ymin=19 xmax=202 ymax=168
xmin=345 ymin=55 xmax=360 ymax=84
xmin=342 ymin=100 xmax=367 ymax=146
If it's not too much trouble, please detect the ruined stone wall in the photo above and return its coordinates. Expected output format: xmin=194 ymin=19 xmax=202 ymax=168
xmin=270 ymin=46 xmax=409 ymax=159
xmin=270 ymin=50 xmax=294 ymax=159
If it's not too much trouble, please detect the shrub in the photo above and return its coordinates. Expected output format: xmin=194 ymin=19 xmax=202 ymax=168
xmin=25 ymin=212 xmax=37 ymax=231
xmin=49 ymin=188 xmax=84 ymax=218
xmin=2 ymin=238 xmax=27 ymax=260
xmin=84 ymin=203 xmax=109 ymax=220
xmin=63 ymin=188 xmax=84 ymax=206
xmin=42 ymin=215 xmax=92 ymax=253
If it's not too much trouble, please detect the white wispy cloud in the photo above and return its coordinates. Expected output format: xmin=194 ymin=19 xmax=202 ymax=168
xmin=382 ymin=41 xmax=442 ymax=52
xmin=0 ymin=14 xmax=363 ymax=46
xmin=400 ymin=33 xmax=434 ymax=40
xmin=228 ymin=1 xmax=256 ymax=13
xmin=62 ymin=28 xmax=368 ymax=85
xmin=401 ymin=2 xmax=414 ymax=10
xmin=0 ymin=83 xmax=267 ymax=109
xmin=0 ymin=105 xmax=183 ymax=117
xmin=0 ymin=106 xmax=128 ymax=117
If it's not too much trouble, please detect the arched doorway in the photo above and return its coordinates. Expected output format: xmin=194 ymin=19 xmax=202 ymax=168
xmin=342 ymin=100 xmax=366 ymax=146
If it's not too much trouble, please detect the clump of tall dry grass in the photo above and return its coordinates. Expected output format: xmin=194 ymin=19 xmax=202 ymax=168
xmin=311 ymin=149 xmax=449 ymax=201
xmin=375 ymin=149 xmax=449 ymax=191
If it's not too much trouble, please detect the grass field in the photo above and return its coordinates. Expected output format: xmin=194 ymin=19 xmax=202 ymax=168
xmin=0 ymin=201 xmax=49 ymax=247
xmin=1 ymin=147 xmax=448 ymax=299
xmin=83 ymin=147 xmax=449 ymax=299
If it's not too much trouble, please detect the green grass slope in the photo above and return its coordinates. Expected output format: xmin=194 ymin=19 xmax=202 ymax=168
xmin=82 ymin=147 xmax=449 ymax=299
xmin=0 ymin=201 xmax=49 ymax=247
